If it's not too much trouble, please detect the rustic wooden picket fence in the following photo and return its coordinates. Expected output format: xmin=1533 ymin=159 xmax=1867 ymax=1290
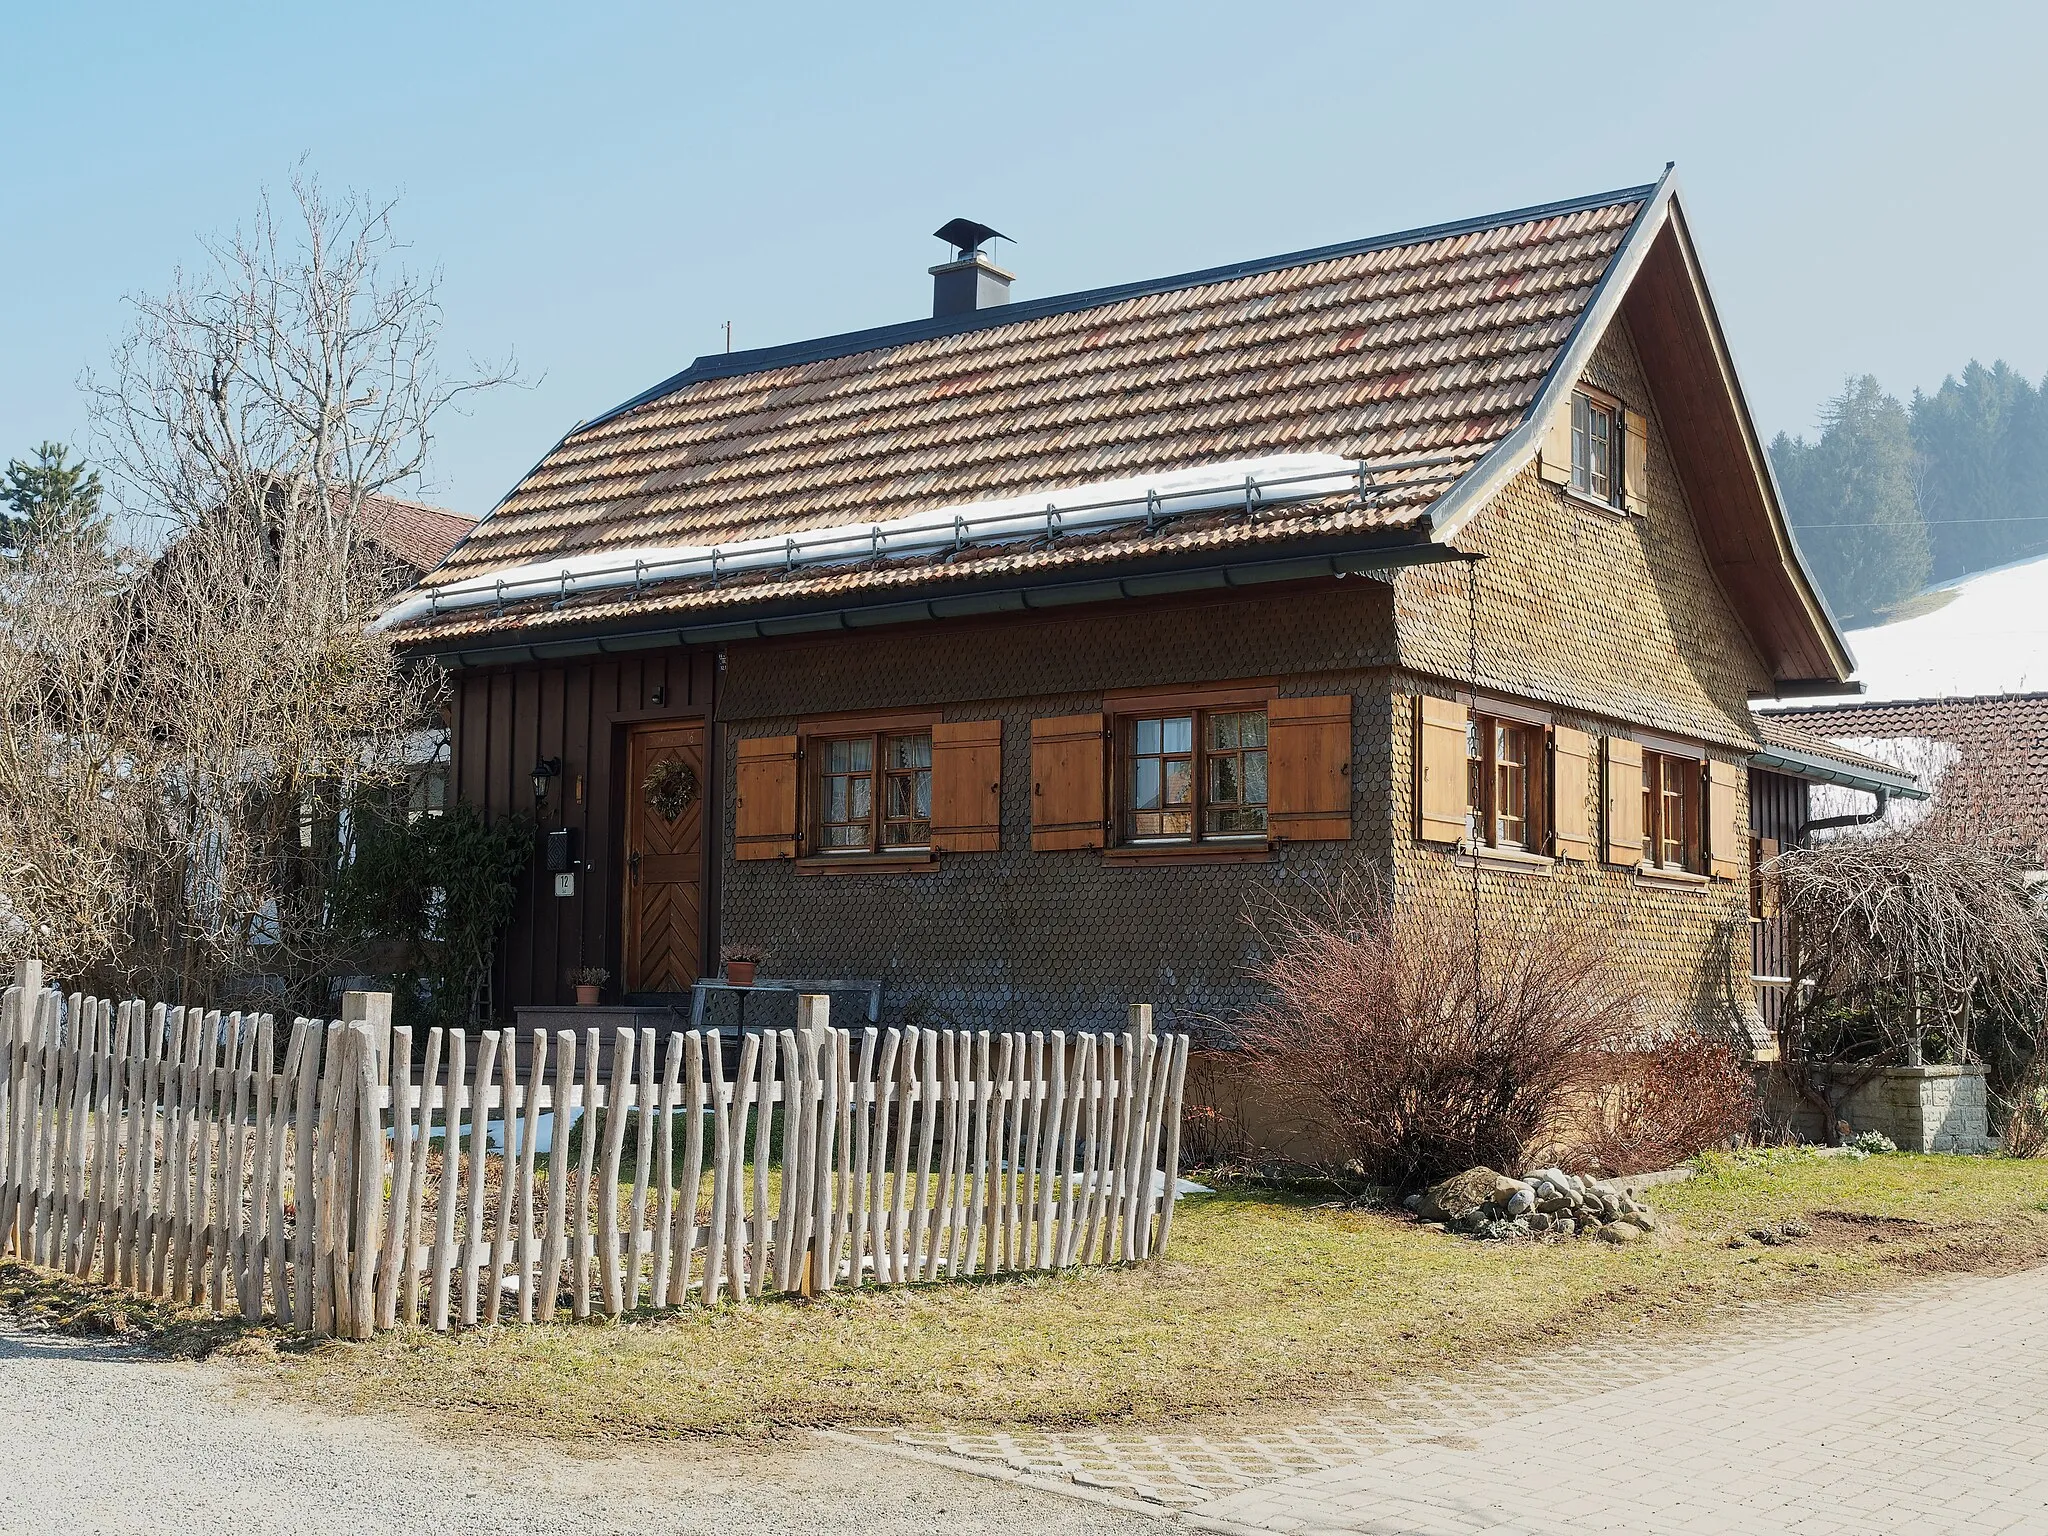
xmin=0 ymin=962 xmax=1190 ymax=1337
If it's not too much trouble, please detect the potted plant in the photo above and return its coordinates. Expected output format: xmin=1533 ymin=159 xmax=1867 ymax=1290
xmin=720 ymin=943 xmax=765 ymax=988
xmin=569 ymin=965 xmax=608 ymax=1007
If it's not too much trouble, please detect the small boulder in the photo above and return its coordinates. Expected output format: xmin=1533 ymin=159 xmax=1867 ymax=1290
xmin=1503 ymin=1187 xmax=1534 ymax=1217
xmin=1625 ymin=1209 xmax=1657 ymax=1232
xmin=1419 ymin=1167 xmax=1512 ymax=1224
xmin=1597 ymin=1221 xmax=1642 ymax=1245
xmin=1403 ymin=1192 xmax=1424 ymax=1213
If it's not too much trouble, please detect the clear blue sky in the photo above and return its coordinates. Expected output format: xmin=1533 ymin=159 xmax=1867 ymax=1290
xmin=5 ymin=0 xmax=2044 ymax=517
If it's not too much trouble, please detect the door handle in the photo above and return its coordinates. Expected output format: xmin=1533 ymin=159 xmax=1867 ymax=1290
xmin=629 ymin=850 xmax=641 ymax=884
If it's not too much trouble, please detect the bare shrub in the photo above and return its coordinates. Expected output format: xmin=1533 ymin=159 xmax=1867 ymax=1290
xmin=1235 ymin=878 xmax=1644 ymax=1192
xmin=1573 ymin=1032 xmax=1758 ymax=1176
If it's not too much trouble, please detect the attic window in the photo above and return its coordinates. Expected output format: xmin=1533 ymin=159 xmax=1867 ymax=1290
xmin=1570 ymin=390 xmax=1623 ymax=507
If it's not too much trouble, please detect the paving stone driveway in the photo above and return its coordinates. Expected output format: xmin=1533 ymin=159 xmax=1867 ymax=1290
xmin=859 ymin=1265 xmax=2048 ymax=1533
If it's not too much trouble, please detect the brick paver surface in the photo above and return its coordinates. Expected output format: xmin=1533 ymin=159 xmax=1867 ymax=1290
xmin=861 ymin=1267 xmax=2048 ymax=1533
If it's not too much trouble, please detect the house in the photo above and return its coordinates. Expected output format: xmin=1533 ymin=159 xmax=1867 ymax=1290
xmin=361 ymin=494 xmax=478 ymax=589
xmin=378 ymin=169 xmax=1913 ymax=1052
xmin=1762 ymin=552 xmax=2048 ymax=868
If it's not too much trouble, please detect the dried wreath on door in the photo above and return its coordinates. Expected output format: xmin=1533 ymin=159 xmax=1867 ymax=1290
xmin=642 ymin=758 xmax=698 ymax=822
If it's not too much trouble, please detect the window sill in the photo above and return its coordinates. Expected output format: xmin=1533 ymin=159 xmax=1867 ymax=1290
xmin=1560 ymin=486 xmax=1637 ymax=520
xmin=795 ymin=853 xmax=939 ymax=876
xmin=1103 ymin=842 xmax=1272 ymax=867
xmin=1633 ymin=864 xmax=1708 ymax=891
xmin=1454 ymin=842 xmax=1555 ymax=877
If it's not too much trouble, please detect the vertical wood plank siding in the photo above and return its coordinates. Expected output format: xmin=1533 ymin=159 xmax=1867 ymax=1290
xmin=450 ymin=649 xmax=718 ymax=1012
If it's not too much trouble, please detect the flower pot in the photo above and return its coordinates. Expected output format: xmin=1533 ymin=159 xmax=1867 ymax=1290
xmin=724 ymin=961 xmax=757 ymax=988
xmin=574 ymin=984 xmax=602 ymax=1007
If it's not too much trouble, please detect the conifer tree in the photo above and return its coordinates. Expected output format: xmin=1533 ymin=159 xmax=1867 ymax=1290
xmin=1771 ymin=377 xmax=1930 ymax=623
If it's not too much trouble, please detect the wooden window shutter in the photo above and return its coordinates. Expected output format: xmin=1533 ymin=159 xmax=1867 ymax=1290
xmin=1549 ymin=725 xmax=1596 ymax=861
xmin=931 ymin=719 xmax=1002 ymax=853
xmin=1707 ymin=758 xmax=1742 ymax=880
xmin=1030 ymin=714 xmax=1105 ymax=851
xmin=1268 ymin=694 xmax=1352 ymax=841
xmin=1538 ymin=399 xmax=1573 ymax=485
xmin=1413 ymin=694 xmax=1469 ymax=845
xmin=1622 ymin=407 xmax=1650 ymax=511
xmin=734 ymin=735 xmax=799 ymax=861
xmin=1603 ymin=735 xmax=1643 ymax=866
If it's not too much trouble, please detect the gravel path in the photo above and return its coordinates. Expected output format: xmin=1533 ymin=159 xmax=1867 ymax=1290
xmin=0 ymin=1322 xmax=1164 ymax=1534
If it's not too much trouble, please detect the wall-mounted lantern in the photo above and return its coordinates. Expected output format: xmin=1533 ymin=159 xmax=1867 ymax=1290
xmin=530 ymin=756 xmax=562 ymax=805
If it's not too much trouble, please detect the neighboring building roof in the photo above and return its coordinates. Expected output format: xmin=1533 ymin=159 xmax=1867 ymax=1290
xmin=383 ymin=170 xmax=1849 ymax=687
xmin=1815 ymin=551 xmax=2048 ymax=705
xmin=1771 ymin=692 xmax=2048 ymax=853
xmin=359 ymin=494 xmax=475 ymax=576
xmin=1748 ymin=713 xmax=1927 ymax=799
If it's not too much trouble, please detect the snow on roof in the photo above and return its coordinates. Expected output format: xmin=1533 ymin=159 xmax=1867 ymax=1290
xmin=1832 ymin=551 xmax=2048 ymax=705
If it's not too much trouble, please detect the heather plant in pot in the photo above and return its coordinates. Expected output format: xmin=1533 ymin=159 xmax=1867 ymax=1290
xmin=569 ymin=965 xmax=608 ymax=1006
xmin=720 ymin=943 xmax=765 ymax=987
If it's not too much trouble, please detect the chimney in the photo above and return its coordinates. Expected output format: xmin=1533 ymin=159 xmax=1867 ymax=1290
xmin=930 ymin=218 xmax=1013 ymax=318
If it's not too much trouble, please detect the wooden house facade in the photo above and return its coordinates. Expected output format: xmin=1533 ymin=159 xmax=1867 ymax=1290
xmin=387 ymin=171 xmax=1912 ymax=1051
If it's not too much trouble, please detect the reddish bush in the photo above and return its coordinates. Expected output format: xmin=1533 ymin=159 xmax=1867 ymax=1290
xmin=1573 ymin=1032 xmax=1758 ymax=1176
xmin=1235 ymin=880 xmax=1644 ymax=1191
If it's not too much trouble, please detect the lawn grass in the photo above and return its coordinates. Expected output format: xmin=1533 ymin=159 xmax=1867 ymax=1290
xmin=12 ymin=1151 xmax=2048 ymax=1440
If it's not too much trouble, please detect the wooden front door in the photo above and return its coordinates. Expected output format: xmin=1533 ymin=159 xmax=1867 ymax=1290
xmin=623 ymin=722 xmax=705 ymax=993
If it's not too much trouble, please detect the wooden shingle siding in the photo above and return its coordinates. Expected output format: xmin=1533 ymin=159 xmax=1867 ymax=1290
xmin=1030 ymin=715 xmax=1106 ymax=851
xmin=930 ymin=720 xmax=1003 ymax=853
xmin=734 ymin=736 xmax=799 ymax=861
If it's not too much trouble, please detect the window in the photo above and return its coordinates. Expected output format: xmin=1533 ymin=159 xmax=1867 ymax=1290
xmin=1640 ymin=751 xmax=1700 ymax=872
xmin=1570 ymin=389 xmax=1624 ymax=508
xmin=812 ymin=730 xmax=932 ymax=854
xmin=1465 ymin=714 xmax=1543 ymax=852
xmin=1122 ymin=707 xmax=1267 ymax=844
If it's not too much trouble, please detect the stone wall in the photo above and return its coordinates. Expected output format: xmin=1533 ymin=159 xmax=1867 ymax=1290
xmin=1768 ymin=1066 xmax=1993 ymax=1153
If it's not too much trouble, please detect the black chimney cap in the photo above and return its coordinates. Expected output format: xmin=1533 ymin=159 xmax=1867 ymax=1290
xmin=934 ymin=218 xmax=1007 ymax=257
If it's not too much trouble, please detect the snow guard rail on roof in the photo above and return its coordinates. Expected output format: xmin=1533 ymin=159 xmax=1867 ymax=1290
xmin=383 ymin=451 xmax=1469 ymax=630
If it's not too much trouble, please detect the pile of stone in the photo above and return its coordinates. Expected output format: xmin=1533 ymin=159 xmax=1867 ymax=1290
xmin=1404 ymin=1166 xmax=1659 ymax=1244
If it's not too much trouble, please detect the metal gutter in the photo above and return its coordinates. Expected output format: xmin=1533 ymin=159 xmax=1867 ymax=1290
xmin=1747 ymin=744 xmax=1926 ymax=800
xmin=410 ymin=536 xmax=1462 ymax=669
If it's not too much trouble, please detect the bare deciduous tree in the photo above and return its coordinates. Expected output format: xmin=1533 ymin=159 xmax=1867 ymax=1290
xmin=0 ymin=174 xmax=509 ymax=1005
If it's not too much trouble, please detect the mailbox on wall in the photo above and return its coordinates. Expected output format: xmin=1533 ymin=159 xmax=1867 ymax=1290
xmin=545 ymin=827 xmax=576 ymax=873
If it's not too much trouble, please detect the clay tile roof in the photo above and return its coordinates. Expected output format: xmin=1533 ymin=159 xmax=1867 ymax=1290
xmin=1770 ymin=694 xmax=2048 ymax=852
xmin=1751 ymin=714 xmax=1914 ymax=781
xmin=395 ymin=183 xmax=1657 ymax=642
xmin=360 ymin=495 xmax=476 ymax=576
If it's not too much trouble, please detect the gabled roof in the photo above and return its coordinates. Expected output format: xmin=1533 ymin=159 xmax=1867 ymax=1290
xmin=387 ymin=172 xmax=1851 ymax=686
xmin=360 ymin=494 xmax=475 ymax=576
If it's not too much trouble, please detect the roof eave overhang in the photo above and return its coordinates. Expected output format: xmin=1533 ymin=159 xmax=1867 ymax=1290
xmin=1417 ymin=167 xmax=1856 ymax=689
xmin=1747 ymin=745 xmax=1927 ymax=800
xmin=394 ymin=526 xmax=1454 ymax=669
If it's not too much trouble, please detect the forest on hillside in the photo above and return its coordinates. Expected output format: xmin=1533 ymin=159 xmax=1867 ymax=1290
xmin=1769 ymin=362 xmax=2048 ymax=625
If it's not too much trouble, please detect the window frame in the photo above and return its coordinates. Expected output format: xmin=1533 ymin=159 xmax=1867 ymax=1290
xmin=1103 ymin=681 xmax=1278 ymax=861
xmin=1115 ymin=705 xmax=1271 ymax=848
xmin=794 ymin=709 xmax=941 ymax=870
xmin=1570 ymin=387 xmax=1627 ymax=510
xmin=1639 ymin=749 xmax=1702 ymax=874
xmin=1464 ymin=710 xmax=1548 ymax=855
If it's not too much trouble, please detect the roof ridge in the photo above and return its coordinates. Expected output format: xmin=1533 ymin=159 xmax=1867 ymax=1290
xmin=583 ymin=180 xmax=1658 ymax=434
